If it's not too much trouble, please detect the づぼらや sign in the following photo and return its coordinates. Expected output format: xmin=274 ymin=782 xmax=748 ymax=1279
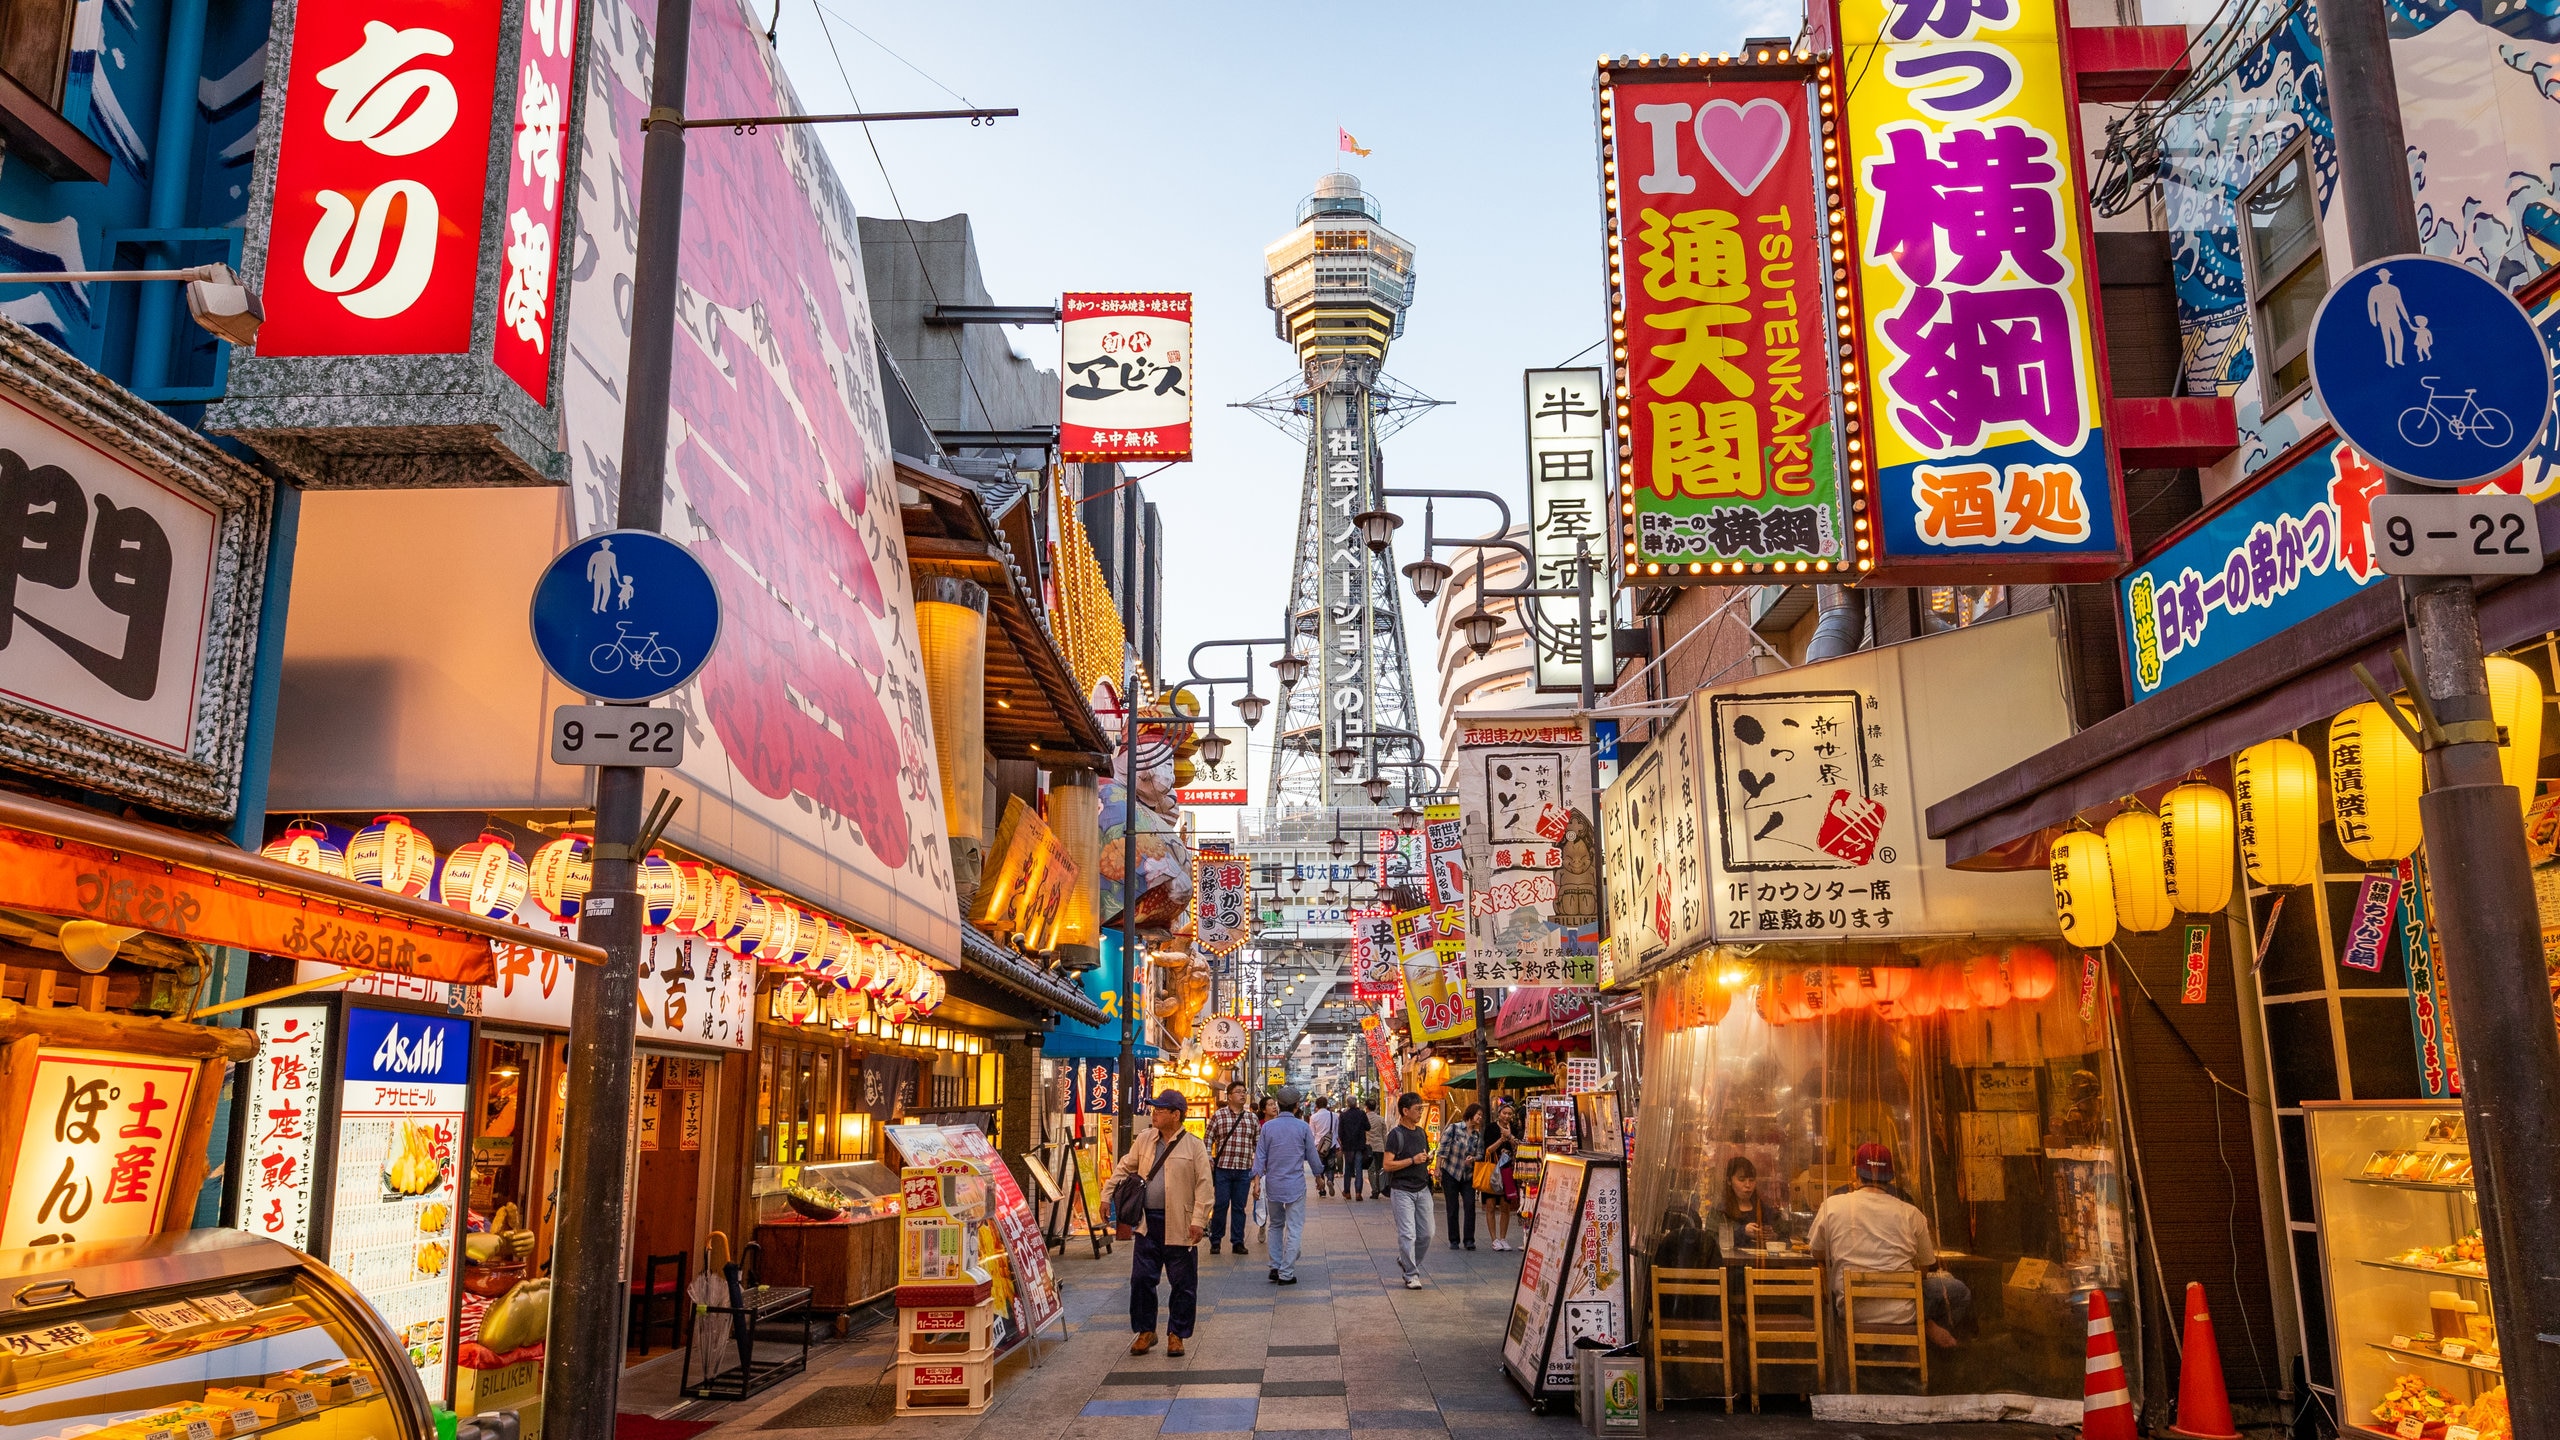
xmin=1061 ymin=294 xmax=1193 ymax=461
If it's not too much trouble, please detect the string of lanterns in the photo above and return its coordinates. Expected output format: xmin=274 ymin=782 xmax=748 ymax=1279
xmin=1654 ymin=947 xmax=2062 ymax=1030
xmin=259 ymin=816 xmax=946 ymax=1016
xmin=2048 ymin=656 xmax=2546 ymax=941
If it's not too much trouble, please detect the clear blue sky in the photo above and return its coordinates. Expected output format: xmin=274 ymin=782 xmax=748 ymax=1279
xmin=774 ymin=0 xmax=1800 ymax=803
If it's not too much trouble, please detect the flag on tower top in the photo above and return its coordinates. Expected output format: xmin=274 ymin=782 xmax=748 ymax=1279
xmin=1338 ymin=127 xmax=1371 ymax=156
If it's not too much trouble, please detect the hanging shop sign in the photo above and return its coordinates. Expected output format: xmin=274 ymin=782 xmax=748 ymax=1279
xmin=216 ymin=0 xmax=567 ymax=484
xmin=1596 ymin=55 xmax=1848 ymax=578
xmin=1174 ymin=726 xmax=1248 ymax=806
xmin=1830 ymin=0 xmax=2129 ymax=583
xmin=1059 ymin=293 xmax=1194 ymax=461
xmin=1423 ymin=803 xmax=1469 ymax=963
xmin=2401 ymin=855 xmax=2456 ymax=1099
xmin=328 ymin=1007 xmax=469 ymax=1402
xmin=1598 ymin=696 xmax=1709 ymax=987
xmin=2339 ymin=869 xmax=2403 ymax=974
xmin=1193 ymin=852 xmax=1253 ymax=957
xmin=1456 ymin=716 xmax=1599 ymax=986
xmin=1697 ymin=612 xmax=2064 ymax=941
xmin=2180 ymin=925 xmax=2212 ymax=1004
xmin=1523 ymin=368 xmax=1618 ymax=689
xmin=2121 ymin=436 xmax=2388 ymax=701
xmin=0 ymin=351 xmax=273 ymax=817
xmin=234 ymin=1007 xmax=329 ymax=1251
xmin=971 ymin=796 xmax=1078 ymax=955
xmin=1 ymin=1049 xmax=201 ymax=1249
xmin=1393 ymin=905 xmax=1474 ymax=1043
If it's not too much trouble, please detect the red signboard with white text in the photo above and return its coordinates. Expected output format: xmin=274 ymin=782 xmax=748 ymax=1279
xmin=259 ymin=0 xmax=506 ymax=356
xmin=491 ymin=0 xmax=578 ymax=400
xmin=1060 ymin=293 xmax=1194 ymax=462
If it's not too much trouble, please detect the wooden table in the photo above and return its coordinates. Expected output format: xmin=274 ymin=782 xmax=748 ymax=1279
xmin=750 ymin=1213 xmax=899 ymax=1311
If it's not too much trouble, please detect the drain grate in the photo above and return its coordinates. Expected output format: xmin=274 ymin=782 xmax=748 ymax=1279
xmin=757 ymin=1383 xmax=895 ymax=1429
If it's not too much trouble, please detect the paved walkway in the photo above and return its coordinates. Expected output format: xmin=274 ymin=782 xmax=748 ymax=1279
xmin=682 ymin=1188 xmax=1575 ymax=1438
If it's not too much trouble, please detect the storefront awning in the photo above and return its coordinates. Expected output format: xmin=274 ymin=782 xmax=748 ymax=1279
xmin=0 ymin=790 xmax=601 ymax=986
xmin=1926 ymin=509 xmax=2560 ymax=868
xmin=960 ymin=924 xmax=1105 ymax=1026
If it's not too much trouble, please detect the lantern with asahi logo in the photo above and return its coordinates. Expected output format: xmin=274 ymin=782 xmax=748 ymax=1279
xmin=210 ymin=0 xmax=580 ymax=486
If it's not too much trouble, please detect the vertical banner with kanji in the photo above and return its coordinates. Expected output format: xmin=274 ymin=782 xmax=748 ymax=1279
xmin=1351 ymin=908 xmax=1401 ymax=1002
xmin=1832 ymin=0 xmax=2128 ymax=582
xmin=1394 ymin=905 xmax=1475 ymax=1043
xmin=1598 ymin=695 xmax=1709 ymax=986
xmin=235 ymin=1006 xmax=329 ymax=1250
xmin=1524 ymin=368 xmax=1617 ymax=688
xmin=1457 ymin=717 xmax=1600 ymax=986
xmin=1060 ymin=293 xmax=1194 ymax=461
xmin=1194 ymin=852 xmax=1253 ymax=956
xmin=1598 ymin=57 xmax=1848 ymax=578
xmin=1424 ymin=802 xmax=1470 ymax=962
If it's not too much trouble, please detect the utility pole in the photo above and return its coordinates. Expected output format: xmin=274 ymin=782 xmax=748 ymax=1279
xmin=1118 ymin=468 xmax=1141 ymax=1155
xmin=2326 ymin=1 xmax=2560 ymax=1426
xmin=542 ymin=0 xmax=692 ymax=1434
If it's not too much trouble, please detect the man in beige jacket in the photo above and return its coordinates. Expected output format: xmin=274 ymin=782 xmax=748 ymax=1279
xmin=1114 ymin=1088 xmax=1215 ymax=1356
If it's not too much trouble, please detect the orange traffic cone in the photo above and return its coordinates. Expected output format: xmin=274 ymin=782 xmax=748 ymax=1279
xmin=2167 ymin=1281 xmax=2243 ymax=1440
xmin=2084 ymin=1287 xmax=2138 ymax=1440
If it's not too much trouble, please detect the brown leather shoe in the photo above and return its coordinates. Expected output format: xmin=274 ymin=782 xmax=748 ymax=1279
xmin=1130 ymin=1331 xmax=1156 ymax=1355
xmin=1167 ymin=1336 xmax=1186 ymax=1357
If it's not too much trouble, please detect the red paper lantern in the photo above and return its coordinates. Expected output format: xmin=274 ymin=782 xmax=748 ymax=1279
xmin=2007 ymin=943 xmax=2060 ymax=1002
xmin=1870 ymin=966 xmax=1916 ymax=1004
xmin=1933 ymin=960 xmax=1973 ymax=1013
xmin=1964 ymin=951 xmax=2013 ymax=1009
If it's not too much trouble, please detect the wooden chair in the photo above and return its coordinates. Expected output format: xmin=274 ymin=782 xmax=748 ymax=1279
xmin=1743 ymin=1267 xmax=1824 ymax=1412
xmin=1648 ymin=1265 xmax=1733 ymax=1411
xmin=1842 ymin=1269 xmax=1929 ymax=1394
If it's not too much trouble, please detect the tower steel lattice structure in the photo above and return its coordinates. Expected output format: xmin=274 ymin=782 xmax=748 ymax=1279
xmin=1259 ymin=173 xmax=1427 ymax=814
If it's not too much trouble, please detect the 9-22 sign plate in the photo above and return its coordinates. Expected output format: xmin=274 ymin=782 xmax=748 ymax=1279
xmin=2368 ymin=494 xmax=2544 ymax=576
xmin=550 ymin=705 xmax=685 ymax=767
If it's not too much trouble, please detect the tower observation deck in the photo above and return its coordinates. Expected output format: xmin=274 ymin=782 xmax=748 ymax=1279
xmin=1262 ymin=174 xmax=1425 ymax=814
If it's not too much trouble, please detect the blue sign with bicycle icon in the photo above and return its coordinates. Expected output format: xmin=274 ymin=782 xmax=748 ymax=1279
xmin=528 ymin=529 xmax=722 ymax=702
xmin=2309 ymin=254 xmax=2554 ymax=488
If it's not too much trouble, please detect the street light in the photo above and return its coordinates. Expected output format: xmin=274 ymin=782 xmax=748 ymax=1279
xmin=1353 ymin=508 xmax=1403 ymax=553
xmin=1394 ymin=802 xmax=1422 ymax=831
xmin=1274 ymin=653 xmax=1308 ymax=689
xmin=1362 ymin=773 xmax=1391 ymax=805
xmin=1235 ymin=690 xmax=1268 ymax=728
xmin=1329 ymin=742 xmax=1362 ymax=776
xmin=1457 ymin=608 xmax=1503 ymax=656
xmin=1197 ymin=731 xmax=1229 ymax=767
xmin=1402 ymin=555 xmax=1452 ymax=605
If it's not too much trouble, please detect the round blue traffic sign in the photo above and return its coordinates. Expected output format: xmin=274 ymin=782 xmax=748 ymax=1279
xmin=2309 ymin=254 xmax=2553 ymax=487
xmin=528 ymin=529 xmax=722 ymax=702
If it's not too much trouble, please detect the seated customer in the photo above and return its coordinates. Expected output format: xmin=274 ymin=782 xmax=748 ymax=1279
xmin=1806 ymin=1143 xmax=1969 ymax=1348
xmin=1708 ymin=1154 xmax=1785 ymax=1249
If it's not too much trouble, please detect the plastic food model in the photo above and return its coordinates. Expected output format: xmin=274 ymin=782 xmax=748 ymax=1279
xmin=2373 ymin=1373 xmax=2458 ymax=1429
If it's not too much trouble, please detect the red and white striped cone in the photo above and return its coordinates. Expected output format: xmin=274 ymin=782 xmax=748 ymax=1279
xmin=2083 ymin=1287 xmax=2138 ymax=1440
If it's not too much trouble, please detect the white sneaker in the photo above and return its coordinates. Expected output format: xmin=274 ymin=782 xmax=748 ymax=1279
xmin=1495 ymin=1240 xmax=1509 ymax=1251
xmin=1404 ymin=1276 xmax=1424 ymax=1289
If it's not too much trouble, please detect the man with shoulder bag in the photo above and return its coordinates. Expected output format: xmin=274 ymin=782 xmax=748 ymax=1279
xmin=1110 ymin=1089 xmax=1215 ymax=1356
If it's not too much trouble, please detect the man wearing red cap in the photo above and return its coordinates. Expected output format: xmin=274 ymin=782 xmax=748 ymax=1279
xmin=1806 ymin=1142 xmax=1970 ymax=1348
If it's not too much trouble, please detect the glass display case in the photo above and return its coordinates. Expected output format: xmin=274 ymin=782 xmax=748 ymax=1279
xmin=2303 ymin=1102 xmax=2510 ymax=1440
xmin=788 ymin=1161 xmax=903 ymax=1222
xmin=0 ymin=1229 xmax=431 ymax=1440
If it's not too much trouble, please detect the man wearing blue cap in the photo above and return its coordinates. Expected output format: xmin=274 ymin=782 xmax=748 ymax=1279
xmin=1111 ymin=1088 xmax=1214 ymax=1356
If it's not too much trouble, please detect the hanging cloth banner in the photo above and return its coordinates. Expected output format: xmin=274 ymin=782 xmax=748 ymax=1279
xmin=1423 ymin=803 xmax=1469 ymax=962
xmin=1393 ymin=905 xmax=1475 ymax=1044
xmin=2400 ymin=855 xmax=2457 ymax=1099
xmin=2180 ymin=924 xmax=2212 ymax=1004
xmin=0 ymin=827 xmax=505 ymax=985
xmin=2338 ymin=869 xmax=2402 ymax=974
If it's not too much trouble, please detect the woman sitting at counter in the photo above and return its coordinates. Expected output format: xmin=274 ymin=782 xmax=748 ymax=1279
xmin=1709 ymin=1155 xmax=1791 ymax=1251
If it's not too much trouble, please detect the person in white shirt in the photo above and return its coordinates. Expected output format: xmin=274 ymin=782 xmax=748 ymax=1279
xmin=1805 ymin=1143 xmax=1969 ymax=1348
xmin=1309 ymin=1099 xmax=1339 ymax=1198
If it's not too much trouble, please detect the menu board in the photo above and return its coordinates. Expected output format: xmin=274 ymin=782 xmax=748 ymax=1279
xmin=328 ymin=1007 xmax=469 ymax=1401
xmin=235 ymin=1006 xmax=330 ymax=1250
xmin=1500 ymin=1157 xmax=1630 ymax=1398
xmin=889 ymin=1125 xmax=1064 ymax=1350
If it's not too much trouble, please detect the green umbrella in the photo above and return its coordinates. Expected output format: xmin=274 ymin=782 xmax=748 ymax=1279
xmin=1452 ymin=1059 xmax=1553 ymax=1087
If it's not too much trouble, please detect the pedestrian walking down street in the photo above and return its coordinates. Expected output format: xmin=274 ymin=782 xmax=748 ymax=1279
xmin=1252 ymin=1087 xmax=1324 ymax=1284
xmin=1335 ymin=1095 xmax=1372 ymax=1201
xmin=1483 ymin=1099 xmax=1522 ymax=1251
xmin=1205 ymin=1081 xmax=1259 ymax=1256
xmin=1112 ymin=1089 xmax=1214 ymax=1357
xmin=1254 ymin=1095 xmax=1281 ymax=1247
xmin=1309 ymin=1098 xmax=1338 ymax=1197
xmin=1382 ymin=1091 xmax=1436 ymax=1287
xmin=1438 ymin=1102 xmax=1483 ymax=1251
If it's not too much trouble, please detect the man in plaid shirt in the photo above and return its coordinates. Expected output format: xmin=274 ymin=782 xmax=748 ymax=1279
xmin=1206 ymin=1081 xmax=1261 ymax=1255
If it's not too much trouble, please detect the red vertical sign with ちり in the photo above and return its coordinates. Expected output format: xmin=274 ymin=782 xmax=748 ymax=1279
xmin=491 ymin=0 xmax=577 ymax=400
xmin=259 ymin=0 xmax=505 ymax=356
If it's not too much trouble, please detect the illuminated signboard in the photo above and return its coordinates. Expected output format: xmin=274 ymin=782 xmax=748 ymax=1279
xmin=1597 ymin=55 xmax=1850 ymax=579
xmin=1829 ymin=0 xmax=2129 ymax=581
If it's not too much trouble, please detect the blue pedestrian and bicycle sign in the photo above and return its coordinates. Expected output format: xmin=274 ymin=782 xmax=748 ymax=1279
xmin=528 ymin=529 xmax=722 ymax=702
xmin=2309 ymin=254 xmax=2554 ymax=487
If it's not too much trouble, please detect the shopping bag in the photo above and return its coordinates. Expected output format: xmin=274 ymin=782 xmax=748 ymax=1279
xmin=1250 ymin=1188 xmax=1268 ymax=1231
xmin=1473 ymin=1160 xmax=1501 ymax=1195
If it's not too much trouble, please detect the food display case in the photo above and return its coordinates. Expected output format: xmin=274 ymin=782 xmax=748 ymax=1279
xmin=0 ymin=1229 xmax=432 ymax=1440
xmin=2304 ymin=1102 xmax=2510 ymax=1440
xmin=749 ymin=1160 xmax=903 ymax=1311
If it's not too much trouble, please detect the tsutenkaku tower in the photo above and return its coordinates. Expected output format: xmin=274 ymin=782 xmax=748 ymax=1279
xmin=1263 ymin=173 xmax=1423 ymax=813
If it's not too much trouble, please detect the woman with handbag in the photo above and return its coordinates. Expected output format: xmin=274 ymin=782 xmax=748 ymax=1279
xmin=1482 ymin=1100 xmax=1523 ymax=1251
xmin=1437 ymin=1102 xmax=1485 ymax=1251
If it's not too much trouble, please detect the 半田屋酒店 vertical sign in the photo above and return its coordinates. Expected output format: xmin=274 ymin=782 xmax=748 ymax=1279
xmin=1831 ymin=0 xmax=2129 ymax=582
xmin=1598 ymin=55 xmax=1849 ymax=580
xmin=1524 ymin=368 xmax=1617 ymax=688
xmin=1060 ymin=293 xmax=1194 ymax=462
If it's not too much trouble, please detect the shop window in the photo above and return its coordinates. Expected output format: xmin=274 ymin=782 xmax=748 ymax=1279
xmin=757 ymin=1038 xmax=843 ymax=1169
xmin=0 ymin=0 xmax=108 ymax=183
xmin=1917 ymin=585 xmax=2008 ymax=636
xmin=2240 ymin=141 xmax=2328 ymax=414
xmin=470 ymin=1036 xmax=543 ymax=1226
